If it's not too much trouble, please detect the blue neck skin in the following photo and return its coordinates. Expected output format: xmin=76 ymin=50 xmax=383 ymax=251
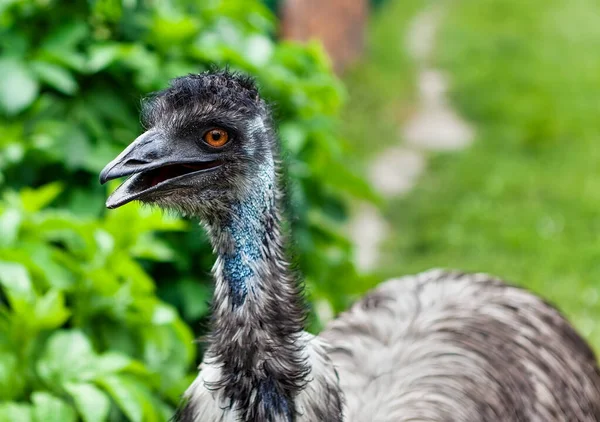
xmin=221 ymin=160 xmax=275 ymax=308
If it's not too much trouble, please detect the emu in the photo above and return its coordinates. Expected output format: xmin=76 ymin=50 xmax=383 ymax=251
xmin=100 ymin=70 xmax=600 ymax=421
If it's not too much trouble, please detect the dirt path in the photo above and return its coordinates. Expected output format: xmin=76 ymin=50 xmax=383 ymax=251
xmin=349 ymin=4 xmax=474 ymax=272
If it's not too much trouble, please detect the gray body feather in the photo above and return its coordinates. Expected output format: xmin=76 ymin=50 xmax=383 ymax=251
xmin=322 ymin=269 xmax=600 ymax=421
xmin=100 ymin=71 xmax=600 ymax=422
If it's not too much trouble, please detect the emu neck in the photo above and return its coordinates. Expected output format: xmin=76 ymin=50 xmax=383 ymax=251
xmin=206 ymin=159 xmax=307 ymax=421
xmin=220 ymin=162 xmax=277 ymax=309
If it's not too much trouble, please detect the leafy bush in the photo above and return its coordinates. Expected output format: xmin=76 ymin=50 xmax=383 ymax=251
xmin=0 ymin=0 xmax=371 ymax=419
xmin=1 ymin=184 xmax=192 ymax=420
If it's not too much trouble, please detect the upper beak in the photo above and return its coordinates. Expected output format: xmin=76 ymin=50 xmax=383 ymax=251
xmin=100 ymin=130 xmax=168 ymax=185
xmin=100 ymin=130 xmax=221 ymax=209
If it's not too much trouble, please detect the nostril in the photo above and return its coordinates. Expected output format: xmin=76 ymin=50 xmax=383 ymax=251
xmin=126 ymin=159 xmax=150 ymax=165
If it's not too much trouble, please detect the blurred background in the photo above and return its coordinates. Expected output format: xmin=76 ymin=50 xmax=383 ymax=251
xmin=1 ymin=0 xmax=599 ymax=420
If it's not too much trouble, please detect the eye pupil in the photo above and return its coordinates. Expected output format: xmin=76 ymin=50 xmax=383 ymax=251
xmin=204 ymin=128 xmax=229 ymax=147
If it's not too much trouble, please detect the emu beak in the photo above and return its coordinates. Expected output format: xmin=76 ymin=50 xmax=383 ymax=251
xmin=100 ymin=130 xmax=222 ymax=209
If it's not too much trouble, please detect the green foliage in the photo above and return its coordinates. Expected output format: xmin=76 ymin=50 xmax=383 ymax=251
xmin=0 ymin=0 xmax=370 ymax=419
xmin=379 ymin=0 xmax=600 ymax=350
xmin=0 ymin=184 xmax=191 ymax=420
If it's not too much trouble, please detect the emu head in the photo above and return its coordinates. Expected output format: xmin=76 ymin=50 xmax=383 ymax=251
xmin=100 ymin=71 xmax=275 ymax=219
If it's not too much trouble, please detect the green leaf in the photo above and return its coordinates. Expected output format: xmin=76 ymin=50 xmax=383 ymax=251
xmin=0 ymin=351 xmax=24 ymax=400
xmin=64 ymin=383 xmax=110 ymax=422
xmin=21 ymin=243 xmax=75 ymax=290
xmin=96 ymin=375 xmax=149 ymax=422
xmin=280 ymin=122 xmax=307 ymax=154
xmin=0 ymin=58 xmax=39 ymax=115
xmin=31 ymin=61 xmax=78 ymax=95
xmin=157 ymin=402 xmax=175 ymax=421
xmin=59 ymin=126 xmax=91 ymax=170
xmin=37 ymin=330 xmax=136 ymax=390
xmin=31 ymin=392 xmax=76 ymax=422
xmin=150 ymin=15 xmax=199 ymax=46
xmin=179 ymin=279 xmax=211 ymax=320
xmin=0 ymin=261 xmax=34 ymax=300
xmin=66 ymin=188 xmax=105 ymax=217
xmin=34 ymin=290 xmax=71 ymax=330
xmin=20 ymin=183 xmax=63 ymax=212
xmin=244 ymin=34 xmax=274 ymax=66
xmin=81 ymin=88 xmax=136 ymax=127
xmin=131 ymin=235 xmax=176 ymax=261
xmin=94 ymin=352 xmax=132 ymax=374
xmin=87 ymin=44 xmax=121 ymax=73
xmin=141 ymin=320 xmax=194 ymax=393
xmin=151 ymin=303 xmax=177 ymax=324
xmin=0 ymin=403 xmax=32 ymax=422
xmin=319 ymin=159 xmax=381 ymax=203
xmin=41 ymin=21 xmax=88 ymax=52
xmin=0 ymin=208 xmax=22 ymax=247
xmin=37 ymin=330 xmax=97 ymax=386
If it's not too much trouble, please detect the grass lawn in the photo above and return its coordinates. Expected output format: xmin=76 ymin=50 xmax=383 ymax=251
xmin=373 ymin=0 xmax=600 ymax=350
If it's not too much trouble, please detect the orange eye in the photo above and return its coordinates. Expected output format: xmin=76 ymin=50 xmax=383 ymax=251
xmin=203 ymin=128 xmax=229 ymax=147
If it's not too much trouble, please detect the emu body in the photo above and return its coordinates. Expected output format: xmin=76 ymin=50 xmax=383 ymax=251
xmin=101 ymin=70 xmax=600 ymax=421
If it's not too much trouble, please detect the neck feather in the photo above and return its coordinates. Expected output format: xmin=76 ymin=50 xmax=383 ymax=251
xmin=205 ymin=156 xmax=308 ymax=421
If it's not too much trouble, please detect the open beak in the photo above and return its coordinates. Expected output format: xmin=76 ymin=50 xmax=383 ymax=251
xmin=100 ymin=130 xmax=222 ymax=209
